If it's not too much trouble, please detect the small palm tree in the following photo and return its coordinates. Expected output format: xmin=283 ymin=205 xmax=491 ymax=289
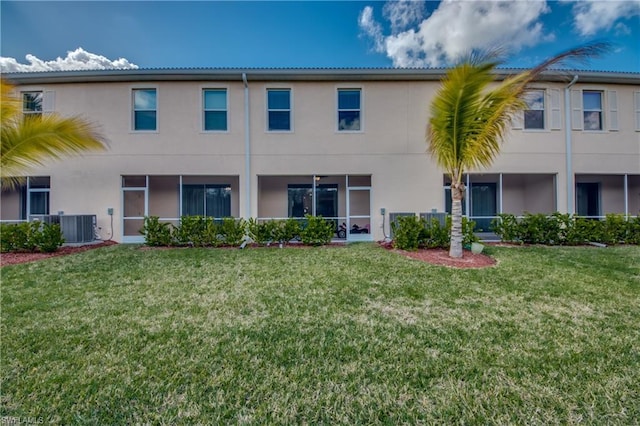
xmin=1 ymin=78 xmax=107 ymax=190
xmin=428 ymin=44 xmax=607 ymax=258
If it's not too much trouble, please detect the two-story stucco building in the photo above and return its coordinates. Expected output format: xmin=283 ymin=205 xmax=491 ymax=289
xmin=2 ymin=68 xmax=639 ymax=243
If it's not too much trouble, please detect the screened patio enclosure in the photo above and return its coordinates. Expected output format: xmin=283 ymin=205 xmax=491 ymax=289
xmin=122 ymin=175 xmax=240 ymax=243
xmin=0 ymin=176 xmax=50 ymax=222
xmin=574 ymin=174 xmax=640 ymax=218
xmin=444 ymin=173 xmax=557 ymax=231
xmin=257 ymin=175 xmax=372 ymax=241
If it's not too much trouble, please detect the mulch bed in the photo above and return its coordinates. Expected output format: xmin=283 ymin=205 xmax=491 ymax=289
xmin=1 ymin=241 xmax=118 ymax=266
xmin=378 ymin=241 xmax=497 ymax=269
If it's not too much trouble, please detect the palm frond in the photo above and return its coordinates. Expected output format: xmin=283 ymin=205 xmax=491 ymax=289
xmin=1 ymin=79 xmax=108 ymax=190
xmin=427 ymin=40 xmax=610 ymax=183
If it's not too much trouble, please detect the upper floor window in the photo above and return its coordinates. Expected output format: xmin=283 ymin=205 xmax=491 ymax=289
xmin=203 ymin=89 xmax=227 ymax=131
xmin=583 ymin=91 xmax=603 ymax=131
xmin=133 ymin=89 xmax=157 ymax=131
xmin=338 ymin=89 xmax=361 ymax=131
xmin=267 ymin=89 xmax=291 ymax=131
xmin=22 ymin=91 xmax=43 ymax=119
xmin=524 ymin=90 xmax=544 ymax=130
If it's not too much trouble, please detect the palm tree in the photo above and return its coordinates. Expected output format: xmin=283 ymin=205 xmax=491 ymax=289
xmin=1 ymin=78 xmax=107 ymax=190
xmin=427 ymin=44 xmax=608 ymax=258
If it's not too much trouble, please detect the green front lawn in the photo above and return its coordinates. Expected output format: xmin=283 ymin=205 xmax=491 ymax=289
xmin=1 ymin=244 xmax=638 ymax=424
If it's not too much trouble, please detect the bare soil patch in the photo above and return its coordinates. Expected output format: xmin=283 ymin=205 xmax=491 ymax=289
xmin=1 ymin=241 xmax=118 ymax=266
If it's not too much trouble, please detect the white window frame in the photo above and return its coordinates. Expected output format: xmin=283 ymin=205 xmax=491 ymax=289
xmin=20 ymin=89 xmax=55 ymax=119
xmin=22 ymin=90 xmax=43 ymax=119
xmin=582 ymin=90 xmax=604 ymax=132
xmin=265 ymin=87 xmax=293 ymax=132
xmin=131 ymin=86 xmax=158 ymax=132
xmin=26 ymin=176 xmax=51 ymax=220
xmin=635 ymin=91 xmax=640 ymax=132
xmin=336 ymin=87 xmax=363 ymax=133
xmin=202 ymin=87 xmax=229 ymax=133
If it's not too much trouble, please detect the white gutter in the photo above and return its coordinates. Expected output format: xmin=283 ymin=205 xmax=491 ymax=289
xmin=565 ymin=75 xmax=579 ymax=215
xmin=242 ymin=73 xmax=251 ymax=219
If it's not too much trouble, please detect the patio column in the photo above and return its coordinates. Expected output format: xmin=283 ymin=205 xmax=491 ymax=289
xmin=242 ymin=73 xmax=251 ymax=219
xmin=624 ymin=174 xmax=629 ymax=219
xmin=465 ymin=174 xmax=470 ymax=219
xmin=498 ymin=173 xmax=503 ymax=215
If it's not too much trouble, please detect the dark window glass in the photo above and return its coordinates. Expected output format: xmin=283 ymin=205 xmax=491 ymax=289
xmin=338 ymin=89 xmax=361 ymax=131
xmin=524 ymin=110 xmax=544 ymax=129
xmin=524 ymin=90 xmax=544 ymax=130
xmin=583 ymin=91 xmax=603 ymax=131
xmin=182 ymin=184 xmax=231 ymax=218
xmin=268 ymin=111 xmax=291 ymax=131
xmin=134 ymin=111 xmax=157 ymax=131
xmin=204 ymin=111 xmax=227 ymax=131
xmin=338 ymin=111 xmax=360 ymax=131
xmin=268 ymin=90 xmax=290 ymax=109
xmin=338 ymin=90 xmax=360 ymax=109
xmin=133 ymin=89 xmax=157 ymax=131
xmin=204 ymin=90 xmax=227 ymax=131
xmin=267 ymin=89 xmax=291 ymax=131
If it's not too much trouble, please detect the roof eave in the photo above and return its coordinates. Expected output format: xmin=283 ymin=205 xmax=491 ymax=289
xmin=3 ymin=68 xmax=639 ymax=85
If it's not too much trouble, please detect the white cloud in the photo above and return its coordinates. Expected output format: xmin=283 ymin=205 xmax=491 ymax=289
xmin=614 ymin=22 xmax=631 ymax=36
xmin=359 ymin=6 xmax=385 ymax=52
xmin=383 ymin=0 xmax=425 ymax=33
xmin=0 ymin=47 xmax=138 ymax=72
xmin=359 ymin=0 xmax=553 ymax=67
xmin=571 ymin=0 xmax=640 ymax=36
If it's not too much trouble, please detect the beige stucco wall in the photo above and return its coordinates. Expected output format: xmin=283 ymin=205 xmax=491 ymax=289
xmin=6 ymin=78 xmax=639 ymax=242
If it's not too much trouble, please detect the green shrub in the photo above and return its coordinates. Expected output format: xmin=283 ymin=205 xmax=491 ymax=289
xmin=203 ymin=218 xmax=223 ymax=247
xmin=247 ymin=218 xmax=277 ymax=245
xmin=0 ymin=221 xmax=64 ymax=253
xmin=420 ymin=217 xmax=450 ymax=249
xmin=391 ymin=215 xmax=477 ymax=250
xmin=1 ymin=223 xmax=26 ymax=252
xmin=299 ymin=215 xmax=334 ymax=246
xmin=462 ymin=217 xmax=479 ymax=245
xmin=219 ymin=218 xmax=246 ymax=246
xmin=491 ymin=212 xmax=637 ymax=246
xmin=173 ymin=216 xmax=208 ymax=246
xmin=391 ymin=215 xmax=422 ymax=250
xmin=625 ymin=217 xmax=640 ymax=245
xmin=142 ymin=216 xmax=174 ymax=246
xmin=37 ymin=223 xmax=65 ymax=253
xmin=491 ymin=214 xmax=521 ymax=243
xmin=273 ymin=218 xmax=301 ymax=245
xmin=602 ymin=214 xmax=627 ymax=245
xmin=523 ymin=213 xmax=564 ymax=244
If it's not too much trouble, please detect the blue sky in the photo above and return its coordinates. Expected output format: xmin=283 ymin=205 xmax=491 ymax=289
xmin=1 ymin=1 xmax=639 ymax=72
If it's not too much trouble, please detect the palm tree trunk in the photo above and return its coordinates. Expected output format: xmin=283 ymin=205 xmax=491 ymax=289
xmin=449 ymin=183 xmax=465 ymax=258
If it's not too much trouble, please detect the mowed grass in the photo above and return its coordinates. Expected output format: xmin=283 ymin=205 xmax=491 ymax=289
xmin=1 ymin=243 xmax=639 ymax=424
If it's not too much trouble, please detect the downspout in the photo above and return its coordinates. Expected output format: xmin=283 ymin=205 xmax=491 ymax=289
xmin=242 ymin=73 xmax=251 ymax=219
xmin=565 ymin=75 xmax=579 ymax=215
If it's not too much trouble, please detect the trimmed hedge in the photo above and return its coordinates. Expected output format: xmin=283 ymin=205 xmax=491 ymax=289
xmin=491 ymin=213 xmax=640 ymax=245
xmin=142 ymin=215 xmax=333 ymax=247
xmin=0 ymin=222 xmax=65 ymax=253
xmin=391 ymin=215 xmax=479 ymax=251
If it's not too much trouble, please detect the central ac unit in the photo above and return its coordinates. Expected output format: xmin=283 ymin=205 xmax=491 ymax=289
xmin=60 ymin=215 xmax=96 ymax=243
